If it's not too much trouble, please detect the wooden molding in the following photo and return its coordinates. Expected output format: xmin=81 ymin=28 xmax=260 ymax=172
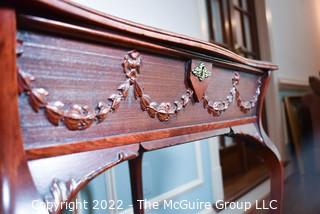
xmin=278 ymin=77 xmax=310 ymax=91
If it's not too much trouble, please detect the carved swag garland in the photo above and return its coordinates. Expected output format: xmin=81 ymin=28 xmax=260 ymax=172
xmin=17 ymin=41 xmax=262 ymax=131
xmin=203 ymin=72 xmax=262 ymax=116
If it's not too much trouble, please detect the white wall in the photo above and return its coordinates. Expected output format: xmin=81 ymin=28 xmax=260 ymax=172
xmin=256 ymin=0 xmax=320 ymax=159
xmin=74 ymin=0 xmax=209 ymax=41
xmin=266 ymin=0 xmax=320 ymax=85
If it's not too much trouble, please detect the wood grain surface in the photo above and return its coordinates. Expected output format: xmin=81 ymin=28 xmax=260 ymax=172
xmin=17 ymin=30 xmax=262 ymax=156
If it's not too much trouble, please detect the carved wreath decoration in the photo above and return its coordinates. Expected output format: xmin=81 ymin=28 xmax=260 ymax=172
xmin=17 ymin=40 xmax=262 ymax=131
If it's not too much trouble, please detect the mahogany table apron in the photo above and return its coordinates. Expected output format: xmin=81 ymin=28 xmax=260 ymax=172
xmin=0 ymin=1 xmax=283 ymax=214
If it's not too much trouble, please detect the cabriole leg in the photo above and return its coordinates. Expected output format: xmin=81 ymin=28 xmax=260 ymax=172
xmin=231 ymin=123 xmax=284 ymax=214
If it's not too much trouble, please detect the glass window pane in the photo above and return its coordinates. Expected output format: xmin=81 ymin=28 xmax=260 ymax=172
xmin=242 ymin=0 xmax=248 ymax=11
xmin=244 ymin=15 xmax=252 ymax=52
xmin=233 ymin=10 xmax=243 ymax=48
xmin=234 ymin=0 xmax=248 ymax=11
xmin=210 ymin=0 xmax=223 ymax=44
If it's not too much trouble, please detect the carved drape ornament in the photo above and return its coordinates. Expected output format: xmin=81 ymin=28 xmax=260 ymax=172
xmin=124 ymin=51 xmax=194 ymax=122
xmin=17 ymin=41 xmax=193 ymax=129
xmin=203 ymin=72 xmax=262 ymax=116
xmin=17 ymin=39 xmax=262 ymax=130
xmin=18 ymin=63 xmax=127 ymax=130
